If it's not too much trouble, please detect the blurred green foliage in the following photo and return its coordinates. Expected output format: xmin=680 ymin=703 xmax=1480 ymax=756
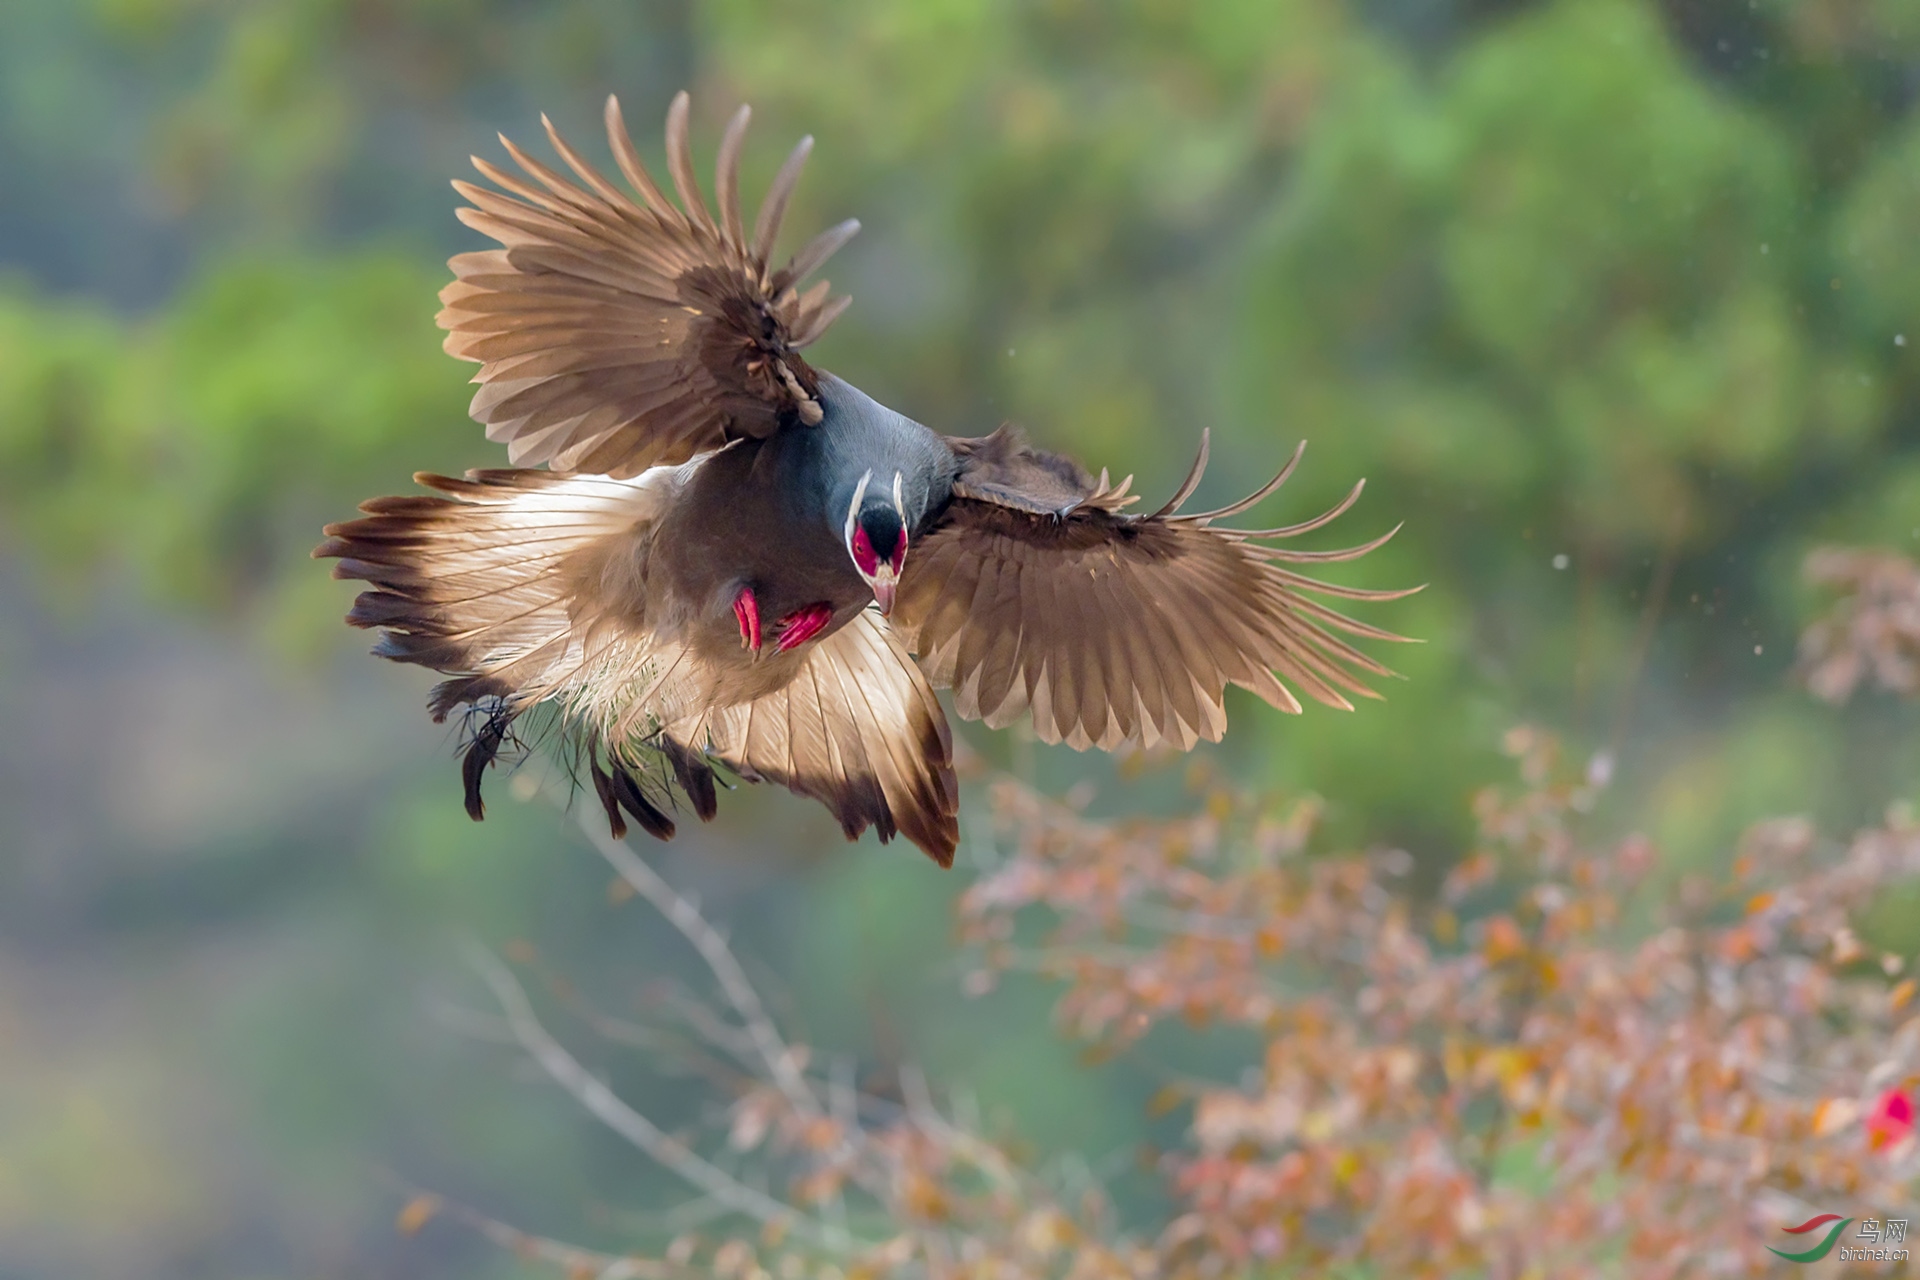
xmin=2 ymin=0 xmax=1918 ymax=1275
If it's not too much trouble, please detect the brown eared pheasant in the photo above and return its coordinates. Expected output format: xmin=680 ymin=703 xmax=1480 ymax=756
xmin=316 ymin=92 xmax=1419 ymax=867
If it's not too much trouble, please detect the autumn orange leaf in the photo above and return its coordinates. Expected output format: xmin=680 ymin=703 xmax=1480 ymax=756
xmin=395 ymin=1193 xmax=440 ymax=1237
xmin=1483 ymin=915 xmax=1526 ymax=963
xmin=1812 ymin=1097 xmax=1859 ymax=1136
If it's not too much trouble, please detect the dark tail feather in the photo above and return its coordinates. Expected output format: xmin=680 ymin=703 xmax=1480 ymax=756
xmin=588 ymin=760 xmax=629 ymax=841
xmin=465 ymin=713 xmax=702 ymax=845
xmin=663 ymin=737 xmax=719 ymax=821
xmin=608 ymin=764 xmax=676 ymax=841
xmin=461 ymin=708 xmax=513 ymax=821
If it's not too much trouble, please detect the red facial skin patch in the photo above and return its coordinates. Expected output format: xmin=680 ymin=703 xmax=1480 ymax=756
xmin=732 ymin=586 xmax=762 ymax=650
xmin=775 ymin=602 xmax=835 ymax=652
xmin=851 ymin=525 xmax=908 ymax=578
xmin=850 ymin=526 xmax=880 ymax=577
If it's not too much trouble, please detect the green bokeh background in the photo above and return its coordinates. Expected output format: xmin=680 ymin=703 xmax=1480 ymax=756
xmin=1 ymin=0 xmax=1917 ymax=1274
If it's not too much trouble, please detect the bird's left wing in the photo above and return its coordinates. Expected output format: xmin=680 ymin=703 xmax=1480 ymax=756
xmin=668 ymin=611 xmax=959 ymax=866
xmin=890 ymin=427 xmax=1420 ymax=752
xmin=438 ymin=91 xmax=859 ymax=478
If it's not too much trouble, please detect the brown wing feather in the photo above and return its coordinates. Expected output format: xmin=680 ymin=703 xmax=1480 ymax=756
xmin=944 ymin=424 xmax=1141 ymax=515
xmin=314 ymin=467 xmax=679 ymax=718
xmin=315 ymin=466 xmax=734 ymax=833
xmin=893 ymin=435 xmax=1419 ymax=752
xmin=318 ymin=465 xmax=955 ymax=853
xmin=669 ymin=612 xmax=959 ymax=866
xmin=438 ymin=91 xmax=860 ymax=478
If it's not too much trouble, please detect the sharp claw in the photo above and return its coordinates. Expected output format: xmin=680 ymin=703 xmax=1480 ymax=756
xmin=733 ymin=586 xmax=762 ymax=651
xmin=774 ymin=602 xmax=834 ymax=652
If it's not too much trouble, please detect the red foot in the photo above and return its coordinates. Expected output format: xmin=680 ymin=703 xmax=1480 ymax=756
xmin=732 ymin=587 xmax=762 ymax=651
xmin=774 ymin=602 xmax=835 ymax=652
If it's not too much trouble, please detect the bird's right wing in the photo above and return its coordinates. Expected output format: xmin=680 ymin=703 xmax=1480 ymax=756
xmin=890 ymin=426 xmax=1421 ymax=752
xmin=669 ymin=611 xmax=959 ymax=866
xmin=439 ymin=91 xmax=860 ymax=478
xmin=315 ymin=464 xmax=711 ymax=829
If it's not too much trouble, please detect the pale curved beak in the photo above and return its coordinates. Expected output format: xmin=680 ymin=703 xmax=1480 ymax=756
xmin=871 ymin=572 xmax=898 ymax=618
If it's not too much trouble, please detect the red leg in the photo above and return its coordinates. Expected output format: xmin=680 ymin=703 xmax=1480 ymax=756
xmin=774 ymin=602 xmax=835 ymax=652
xmin=732 ymin=586 xmax=762 ymax=651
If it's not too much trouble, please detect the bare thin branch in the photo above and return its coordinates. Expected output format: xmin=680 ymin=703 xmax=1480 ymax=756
xmin=898 ymin=1061 xmax=1025 ymax=1196
xmin=576 ymin=810 xmax=823 ymax=1121
xmin=386 ymin=1178 xmax=672 ymax=1279
xmin=465 ymin=943 xmax=846 ymax=1249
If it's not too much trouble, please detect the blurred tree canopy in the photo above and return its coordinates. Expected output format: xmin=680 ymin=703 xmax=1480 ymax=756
xmin=7 ymin=0 xmax=1919 ymax=850
xmin=1 ymin=0 xmax=1918 ymax=1275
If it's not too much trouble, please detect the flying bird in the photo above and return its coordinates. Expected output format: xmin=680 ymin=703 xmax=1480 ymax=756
xmin=316 ymin=92 xmax=1417 ymax=867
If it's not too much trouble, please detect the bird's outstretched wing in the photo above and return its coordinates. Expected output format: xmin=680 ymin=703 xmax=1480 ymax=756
xmin=438 ymin=91 xmax=859 ymax=477
xmin=669 ymin=612 xmax=959 ymax=866
xmin=890 ymin=427 xmax=1420 ymax=752
xmin=314 ymin=465 xmax=710 ymax=830
xmin=316 ymin=465 xmax=955 ymax=860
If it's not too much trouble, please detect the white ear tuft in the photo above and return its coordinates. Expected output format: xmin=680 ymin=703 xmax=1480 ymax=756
xmin=844 ymin=469 xmax=873 ymax=551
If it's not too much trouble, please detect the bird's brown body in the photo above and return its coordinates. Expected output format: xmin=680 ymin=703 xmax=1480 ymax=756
xmin=652 ymin=443 xmax=864 ymax=674
xmin=318 ymin=91 xmax=1417 ymax=866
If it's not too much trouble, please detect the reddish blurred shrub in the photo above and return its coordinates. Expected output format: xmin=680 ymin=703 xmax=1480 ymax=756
xmin=438 ymin=718 xmax=1920 ymax=1279
xmin=1799 ymin=547 xmax=1920 ymax=703
xmin=953 ymin=729 xmax=1920 ymax=1278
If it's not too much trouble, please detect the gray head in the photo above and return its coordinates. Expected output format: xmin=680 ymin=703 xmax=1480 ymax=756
xmin=841 ymin=467 xmax=909 ymax=615
xmin=815 ymin=374 xmax=958 ymax=615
